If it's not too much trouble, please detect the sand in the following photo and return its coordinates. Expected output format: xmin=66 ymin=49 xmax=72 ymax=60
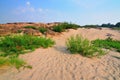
xmin=0 ymin=28 xmax=120 ymax=80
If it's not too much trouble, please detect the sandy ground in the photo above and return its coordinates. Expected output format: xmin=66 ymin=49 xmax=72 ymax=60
xmin=0 ymin=28 xmax=120 ymax=80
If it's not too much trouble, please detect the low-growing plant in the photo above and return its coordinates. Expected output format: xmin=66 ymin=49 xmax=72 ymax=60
xmin=0 ymin=56 xmax=32 ymax=70
xmin=53 ymin=24 xmax=65 ymax=32
xmin=39 ymin=27 xmax=47 ymax=34
xmin=66 ymin=35 xmax=105 ymax=57
xmin=17 ymin=30 xmax=22 ymax=33
xmin=24 ymin=26 xmax=37 ymax=30
xmin=92 ymin=37 xmax=120 ymax=52
xmin=52 ymin=22 xmax=80 ymax=32
xmin=0 ymin=35 xmax=55 ymax=57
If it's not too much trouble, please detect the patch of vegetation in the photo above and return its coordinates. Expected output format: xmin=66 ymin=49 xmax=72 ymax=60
xmin=0 ymin=34 xmax=55 ymax=69
xmin=92 ymin=37 xmax=120 ymax=52
xmin=112 ymin=27 xmax=120 ymax=30
xmin=0 ymin=56 xmax=31 ymax=70
xmin=24 ymin=26 xmax=37 ymax=30
xmin=66 ymin=35 xmax=105 ymax=57
xmin=17 ymin=30 xmax=22 ymax=33
xmin=39 ymin=27 xmax=47 ymax=34
xmin=82 ymin=25 xmax=98 ymax=28
xmin=52 ymin=22 xmax=80 ymax=32
xmin=0 ymin=35 xmax=55 ymax=57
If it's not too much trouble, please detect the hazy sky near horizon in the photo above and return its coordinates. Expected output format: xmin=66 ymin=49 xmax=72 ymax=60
xmin=0 ymin=0 xmax=120 ymax=25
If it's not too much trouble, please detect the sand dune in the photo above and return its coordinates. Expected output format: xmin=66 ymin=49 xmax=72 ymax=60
xmin=0 ymin=28 xmax=120 ymax=80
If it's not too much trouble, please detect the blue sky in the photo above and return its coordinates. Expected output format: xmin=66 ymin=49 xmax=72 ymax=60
xmin=0 ymin=0 xmax=120 ymax=25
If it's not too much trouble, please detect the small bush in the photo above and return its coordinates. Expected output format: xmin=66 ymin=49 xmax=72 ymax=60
xmin=0 ymin=35 xmax=55 ymax=57
xmin=0 ymin=57 xmax=31 ymax=70
xmin=24 ymin=26 xmax=37 ymax=30
xmin=92 ymin=37 xmax=120 ymax=52
xmin=39 ymin=27 xmax=47 ymax=34
xmin=53 ymin=25 xmax=65 ymax=32
xmin=0 ymin=57 xmax=9 ymax=66
xmin=66 ymin=35 xmax=105 ymax=57
xmin=52 ymin=22 xmax=80 ymax=32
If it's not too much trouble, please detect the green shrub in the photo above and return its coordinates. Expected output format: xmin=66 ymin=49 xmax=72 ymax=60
xmin=92 ymin=37 xmax=120 ymax=52
xmin=39 ymin=27 xmax=47 ymax=34
xmin=53 ymin=25 xmax=65 ymax=32
xmin=8 ymin=57 xmax=26 ymax=69
xmin=0 ymin=57 xmax=31 ymax=70
xmin=52 ymin=22 xmax=80 ymax=32
xmin=17 ymin=30 xmax=22 ymax=33
xmin=66 ymin=35 xmax=105 ymax=57
xmin=24 ymin=26 xmax=37 ymax=30
xmin=0 ymin=35 xmax=55 ymax=57
xmin=62 ymin=22 xmax=80 ymax=29
xmin=0 ymin=57 xmax=9 ymax=66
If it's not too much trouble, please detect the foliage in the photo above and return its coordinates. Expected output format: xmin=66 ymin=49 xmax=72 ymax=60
xmin=17 ymin=30 xmax=22 ymax=33
xmin=66 ymin=35 xmax=105 ymax=57
xmin=0 ymin=35 xmax=55 ymax=57
xmin=0 ymin=57 xmax=31 ymax=70
xmin=115 ymin=22 xmax=120 ymax=27
xmin=24 ymin=26 xmax=37 ymax=30
xmin=82 ymin=25 xmax=99 ymax=28
xmin=52 ymin=22 xmax=80 ymax=32
xmin=92 ymin=37 xmax=120 ymax=52
xmin=39 ymin=27 xmax=47 ymax=34
xmin=0 ymin=34 xmax=54 ymax=69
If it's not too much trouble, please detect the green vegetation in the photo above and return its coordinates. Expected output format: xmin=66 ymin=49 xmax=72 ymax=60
xmin=0 ymin=56 xmax=31 ymax=70
xmin=24 ymin=26 xmax=37 ymax=30
xmin=0 ymin=35 xmax=55 ymax=69
xmin=0 ymin=35 xmax=55 ymax=57
xmin=112 ymin=27 xmax=120 ymax=30
xmin=82 ymin=25 xmax=98 ymax=28
xmin=66 ymin=35 xmax=105 ymax=57
xmin=92 ymin=37 xmax=120 ymax=52
xmin=39 ymin=27 xmax=47 ymax=34
xmin=52 ymin=22 xmax=80 ymax=32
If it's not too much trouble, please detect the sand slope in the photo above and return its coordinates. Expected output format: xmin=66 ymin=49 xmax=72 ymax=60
xmin=0 ymin=28 xmax=120 ymax=80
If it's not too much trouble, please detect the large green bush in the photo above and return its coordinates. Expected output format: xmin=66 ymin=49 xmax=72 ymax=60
xmin=0 ymin=34 xmax=55 ymax=69
xmin=0 ymin=35 xmax=55 ymax=57
xmin=66 ymin=35 xmax=105 ymax=57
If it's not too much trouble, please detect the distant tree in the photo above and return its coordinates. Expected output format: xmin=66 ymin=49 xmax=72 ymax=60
xmin=115 ymin=22 xmax=120 ymax=27
xmin=101 ymin=23 xmax=114 ymax=28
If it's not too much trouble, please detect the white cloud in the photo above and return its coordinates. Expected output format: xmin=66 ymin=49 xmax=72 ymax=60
xmin=38 ymin=8 xmax=43 ymax=12
xmin=26 ymin=1 xmax=30 ymax=6
xmin=13 ymin=1 xmax=46 ymax=14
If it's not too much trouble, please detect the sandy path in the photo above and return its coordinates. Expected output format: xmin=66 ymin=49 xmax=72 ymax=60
xmin=0 ymin=28 xmax=120 ymax=80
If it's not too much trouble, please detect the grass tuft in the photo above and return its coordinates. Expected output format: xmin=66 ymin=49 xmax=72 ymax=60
xmin=52 ymin=22 xmax=80 ymax=32
xmin=92 ymin=37 xmax=120 ymax=52
xmin=66 ymin=35 xmax=105 ymax=57
xmin=39 ymin=27 xmax=47 ymax=34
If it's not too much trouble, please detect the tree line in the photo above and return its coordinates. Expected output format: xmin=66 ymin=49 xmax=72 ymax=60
xmin=82 ymin=22 xmax=120 ymax=28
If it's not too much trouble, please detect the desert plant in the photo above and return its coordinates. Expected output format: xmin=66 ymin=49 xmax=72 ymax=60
xmin=92 ymin=38 xmax=120 ymax=52
xmin=39 ymin=27 xmax=47 ymax=34
xmin=0 ymin=35 xmax=55 ymax=57
xmin=0 ymin=56 xmax=32 ymax=70
xmin=53 ymin=25 xmax=64 ymax=32
xmin=66 ymin=35 xmax=105 ymax=57
xmin=24 ymin=26 xmax=37 ymax=30
xmin=52 ymin=22 xmax=80 ymax=32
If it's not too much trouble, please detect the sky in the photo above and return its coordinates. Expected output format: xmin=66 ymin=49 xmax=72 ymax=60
xmin=0 ymin=0 xmax=120 ymax=25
